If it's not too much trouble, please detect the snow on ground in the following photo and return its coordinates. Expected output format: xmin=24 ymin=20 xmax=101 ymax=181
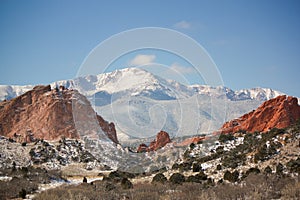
xmin=0 ymin=176 xmax=12 ymax=181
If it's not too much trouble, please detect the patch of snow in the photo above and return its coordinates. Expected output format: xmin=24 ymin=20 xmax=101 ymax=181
xmin=0 ymin=176 xmax=12 ymax=181
xmin=201 ymin=162 xmax=213 ymax=170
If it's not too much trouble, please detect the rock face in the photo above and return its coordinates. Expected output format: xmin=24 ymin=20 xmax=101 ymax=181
xmin=137 ymin=131 xmax=171 ymax=152
xmin=149 ymin=131 xmax=171 ymax=151
xmin=220 ymin=95 xmax=300 ymax=133
xmin=136 ymin=143 xmax=148 ymax=153
xmin=0 ymin=85 xmax=118 ymax=143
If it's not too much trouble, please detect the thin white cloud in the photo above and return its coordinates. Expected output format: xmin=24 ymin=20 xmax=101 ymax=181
xmin=174 ymin=20 xmax=191 ymax=29
xmin=168 ymin=63 xmax=195 ymax=74
xmin=128 ymin=54 xmax=156 ymax=66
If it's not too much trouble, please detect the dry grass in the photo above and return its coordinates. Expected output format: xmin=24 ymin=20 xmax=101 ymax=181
xmin=0 ymin=177 xmax=38 ymax=200
xmin=34 ymin=173 xmax=299 ymax=200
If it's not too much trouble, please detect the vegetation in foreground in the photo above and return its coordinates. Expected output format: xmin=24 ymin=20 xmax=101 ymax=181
xmin=34 ymin=120 xmax=300 ymax=200
xmin=1 ymin=120 xmax=300 ymax=200
xmin=34 ymin=173 xmax=299 ymax=200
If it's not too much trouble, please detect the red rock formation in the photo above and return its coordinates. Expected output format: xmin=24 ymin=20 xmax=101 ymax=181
xmin=220 ymin=95 xmax=300 ymax=134
xmin=149 ymin=131 xmax=171 ymax=151
xmin=96 ymin=115 xmax=118 ymax=144
xmin=137 ymin=143 xmax=148 ymax=153
xmin=176 ymin=136 xmax=205 ymax=147
xmin=137 ymin=131 xmax=171 ymax=153
xmin=0 ymin=85 xmax=118 ymax=143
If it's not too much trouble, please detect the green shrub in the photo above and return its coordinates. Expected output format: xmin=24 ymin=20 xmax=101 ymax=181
xmin=172 ymin=163 xmax=179 ymax=170
xmin=222 ymin=153 xmax=245 ymax=169
xmin=169 ymin=173 xmax=185 ymax=184
xmin=178 ymin=162 xmax=192 ymax=172
xmin=192 ymin=162 xmax=202 ymax=172
xmin=246 ymin=167 xmax=260 ymax=175
xmin=243 ymin=167 xmax=260 ymax=179
xmin=152 ymin=173 xmax=167 ymax=184
xmin=216 ymin=146 xmax=224 ymax=154
xmin=244 ymin=133 xmax=259 ymax=148
xmin=108 ymin=170 xmax=135 ymax=182
xmin=197 ymin=171 xmax=208 ymax=180
xmin=189 ymin=143 xmax=196 ymax=149
xmin=121 ymin=178 xmax=133 ymax=189
xmin=286 ymin=158 xmax=300 ymax=173
xmin=224 ymin=170 xmax=239 ymax=183
xmin=254 ymin=142 xmax=278 ymax=163
xmin=19 ymin=189 xmax=27 ymax=199
xmin=197 ymin=140 xmax=203 ymax=144
xmin=186 ymin=175 xmax=201 ymax=183
xmin=264 ymin=166 xmax=272 ymax=174
xmin=82 ymin=177 xmax=87 ymax=183
xmin=219 ymin=133 xmax=235 ymax=143
xmin=276 ymin=163 xmax=284 ymax=175
xmin=263 ymin=128 xmax=285 ymax=141
xmin=186 ymin=171 xmax=207 ymax=184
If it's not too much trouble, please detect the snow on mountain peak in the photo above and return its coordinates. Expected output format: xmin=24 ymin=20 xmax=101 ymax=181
xmin=0 ymin=67 xmax=293 ymax=142
xmin=95 ymin=67 xmax=159 ymax=93
xmin=0 ymin=85 xmax=34 ymax=101
xmin=0 ymin=67 xmax=287 ymax=102
xmin=234 ymin=87 xmax=284 ymax=101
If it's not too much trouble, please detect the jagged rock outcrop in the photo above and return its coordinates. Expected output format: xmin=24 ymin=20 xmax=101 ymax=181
xmin=137 ymin=131 xmax=171 ymax=152
xmin=220 ymin=95 xmax=300 ymax=133
xmin=149 ymin=131 xmax=171 ymax=151
xmin=0 ymin=85 xmax=118 ymax=143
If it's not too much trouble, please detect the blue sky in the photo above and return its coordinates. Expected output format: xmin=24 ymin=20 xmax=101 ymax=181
xmin=0 ymin=0 xmax=299 ymax=97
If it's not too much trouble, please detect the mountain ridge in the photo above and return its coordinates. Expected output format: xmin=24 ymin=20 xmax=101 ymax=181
xmin=0 ymin=68 xmax=294 ymax=142
xmin=0 ymin=68 xmax=287 ymax=102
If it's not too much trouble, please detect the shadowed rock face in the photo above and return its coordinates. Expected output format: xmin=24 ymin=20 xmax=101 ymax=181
xmin=0 ymin=85 xmax=118 ymax=143
xmin=137 ymin=131 xmax=171 ymax=152
xmin=220 ymin=95 xmax=300 ymax=134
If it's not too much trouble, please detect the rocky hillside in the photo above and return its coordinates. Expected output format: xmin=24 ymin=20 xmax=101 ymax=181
xmin=0 ymin=85 xmax=118 ymax=143
xmin=31 ymin=120 xmax=300 ymax=200
xmin=220 ymin=95 xmax=300 ymax=134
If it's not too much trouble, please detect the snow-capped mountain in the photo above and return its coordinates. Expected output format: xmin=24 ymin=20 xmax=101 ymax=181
xmin=0 ymin=85 xmax=34 ymax=101
xmin=0 ymin=67 xmax=288 ymax=142
xmin=50 ymin=67 xmax=284 ymax=103
xmin=0 ymin=68 xmax=283 ymax=102
xmin=191 ymin=85 xmax=284 ymax=101
xmin=52 ymin=68 xmax=194 ymax=102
